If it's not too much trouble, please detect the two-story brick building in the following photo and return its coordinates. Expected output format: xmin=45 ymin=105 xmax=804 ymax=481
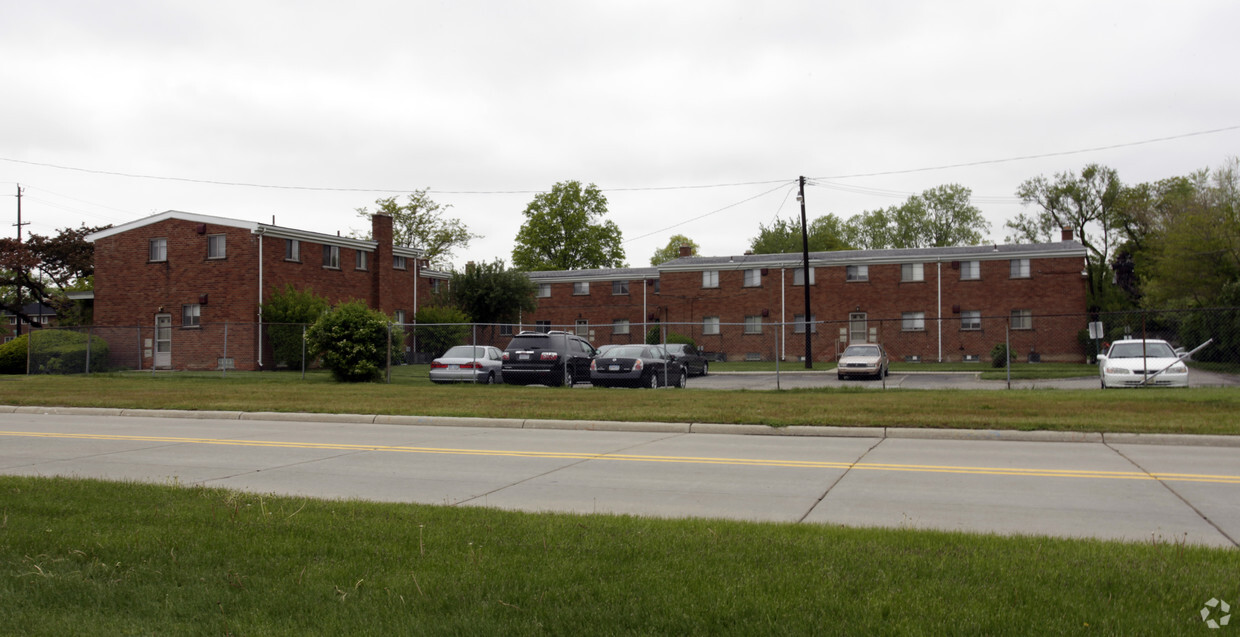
xmin=86 ymin=210 xmax=447 ymax=371
xmin=522 ymin=232 xmax=1089 ymax=363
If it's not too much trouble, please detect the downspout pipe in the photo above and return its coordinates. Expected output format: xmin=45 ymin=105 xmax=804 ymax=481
xmin=256 ymin=227 xmax=265 ymax=369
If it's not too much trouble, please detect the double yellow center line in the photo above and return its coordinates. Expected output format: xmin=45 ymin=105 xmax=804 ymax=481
xmin=3 ymin=430 xmax=1238 ymax=484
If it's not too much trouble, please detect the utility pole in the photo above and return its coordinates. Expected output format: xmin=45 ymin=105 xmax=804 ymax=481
xmin=13 ymin=184 xmax=27 ymax=337
xmin=798 ymin=176 xmax=812 ymax=369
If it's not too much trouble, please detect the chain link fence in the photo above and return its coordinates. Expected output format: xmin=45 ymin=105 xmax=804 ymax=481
xmin=7 ymin=308 xmax=1237 ymax=383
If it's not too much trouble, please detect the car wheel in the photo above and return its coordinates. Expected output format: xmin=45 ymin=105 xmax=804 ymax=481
xmin=701 ymin=361 xmax=709 ymax=376
xmin=484 ymin=371 xmax=496 ymax=385
xmin=645 ymin=372 xmax=659 ymax=389
xmin=838 ymin=373 xmax=846 ymax=381
xmin=565 ymin=366 xmax=576 ymax=386
xmin=676 ymin=370 xmax=688 ymax=389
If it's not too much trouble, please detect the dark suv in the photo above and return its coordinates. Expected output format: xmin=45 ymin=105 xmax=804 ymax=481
xmin=502 ymin=331 xmax=597 ymax=386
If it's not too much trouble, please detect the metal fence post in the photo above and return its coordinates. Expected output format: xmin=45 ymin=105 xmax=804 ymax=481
xmin=386 ymin=322 xmax=393 ymax=384
xmin=301 ymin=324 xmax=307 ymax=380
xmin=85 ymin=327 xmax=92 ymax=374
xmin=1005 ymin=323 xmax=1011 ymax=390
xmin=222 ymin=321 xmax=229 ymax=378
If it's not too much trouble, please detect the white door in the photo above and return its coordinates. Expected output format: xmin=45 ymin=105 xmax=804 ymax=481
xmin=849 ymin=312 xmax=868 ymax=344
xmin=154 ymin=314 xmax=172 ymax=368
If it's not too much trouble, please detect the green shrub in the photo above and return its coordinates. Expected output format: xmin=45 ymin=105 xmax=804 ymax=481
xmin=306 ymin=302 xmax=402 ymax=382
xmin=645 ymin=326 xmax=696 ymax=346
xmin=261 ymin=285 xmax=330 ymax=369
xmin=0 ymin=330 xmax=111 ymax=374
xmin=990 ymin=343 xmax=1014 ymax=368
xmin=412 ymin=306 xmax=471 ymax=359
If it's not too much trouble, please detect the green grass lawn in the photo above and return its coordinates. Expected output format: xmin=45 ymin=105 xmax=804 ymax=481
xmin=3 ymin=476 xmax=1235 ymax=636
xmin=1 ymin=369 xmax=1238 ymax=434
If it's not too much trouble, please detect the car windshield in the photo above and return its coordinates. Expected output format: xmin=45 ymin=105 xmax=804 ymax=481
xmin=842 ymin=346 xmax=879 ymax=357
xmin=442 ymin=346 xmax=487 ymax=359
xmin=605 ymin=345 xmax=650 ymax=358
xmin=1108 ymin=342 xmax=1176 ymax=358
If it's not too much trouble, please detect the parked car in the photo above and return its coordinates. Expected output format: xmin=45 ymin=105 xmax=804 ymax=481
xmin=663 ymin=343 xmax=709 ymax=376
xmin=837 ymin=343 xmax=889 ymax=380
xmin=429 ymin=345 xmax=504 ymax=384
xmin=1097 ymin=339 xmax=1188 ymax=388
xmin=595 ymin=344 xmax=623 ymax=358
xmin=590 ymin=344 xmax=687 ymax=389
xmin=502 ymin=331 xmax=597 ymax=387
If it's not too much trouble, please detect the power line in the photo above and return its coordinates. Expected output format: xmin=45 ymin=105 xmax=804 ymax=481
xmin=811 ymin=125 xmax=1240 ymax=180
xmin=623 ymin=181 xmax=795 ymax=244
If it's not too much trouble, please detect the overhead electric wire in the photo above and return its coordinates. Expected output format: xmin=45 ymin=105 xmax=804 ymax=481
xmin=623 ymin=181 xmax=795 ymax=244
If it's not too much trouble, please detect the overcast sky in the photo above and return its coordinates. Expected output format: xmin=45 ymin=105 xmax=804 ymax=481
xmin=3 ymin=1 xmax=1238 ymax=270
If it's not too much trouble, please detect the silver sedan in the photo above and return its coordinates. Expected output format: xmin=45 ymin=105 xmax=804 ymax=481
xmin=429 ymin=345 xmax=504 ymax=384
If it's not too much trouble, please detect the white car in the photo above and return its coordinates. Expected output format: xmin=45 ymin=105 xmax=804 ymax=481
xmin=429 ymin=345 xmax=504 ymax=384
xmin=1097 ymin=339 xmax=1188 ymax=388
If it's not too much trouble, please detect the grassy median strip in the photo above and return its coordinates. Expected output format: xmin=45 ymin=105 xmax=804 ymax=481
xmin=2 ymin=476 xmax=1235 ymax=635
xmin=1 ymin=370 xmax=1238 ymax=434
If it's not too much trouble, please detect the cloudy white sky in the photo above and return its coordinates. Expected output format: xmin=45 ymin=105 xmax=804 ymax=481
xmin=3 ymin=1 xmax=1238 ymax=269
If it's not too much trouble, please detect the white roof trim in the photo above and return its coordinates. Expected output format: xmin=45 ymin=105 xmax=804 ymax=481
xmin=86 ymin=210 xmax=425 ymax=258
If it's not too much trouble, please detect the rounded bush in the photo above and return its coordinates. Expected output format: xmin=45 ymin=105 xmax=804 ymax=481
xmin=306 ymin=302 xmax=402 ymax=382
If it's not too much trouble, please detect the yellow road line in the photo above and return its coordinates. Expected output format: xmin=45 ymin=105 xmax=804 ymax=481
xmin=3 ymin=430 xmax=1239 ymax=485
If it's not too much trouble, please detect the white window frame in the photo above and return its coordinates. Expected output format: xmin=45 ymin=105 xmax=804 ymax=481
xmin=537 ymin=283 xmax=551 ymax=298
xmin=902 ymin=311 xmax=926 ymax=332
xmin=743 ymin=269 xmax=762 ymax=287
xmin=285 ymin=239 xmax=300 ymax=262
xmin=182 ymin=303 xmax=201 ymax=328
xmin=394 ymin=310 xmax=405 ymax=324
xmin=1011 ymin=309 xmax=1033 ymax=330
xmin=846 ymin=265 xmax=868 ymax=282
xmin=575 ymin=319 xmax=589 ymax=337
xmin=793 ymin=267 xmax=815 ymax=286
xmin=1010 ymin=258 xmax=1030 ymax=279
xmin=960 ymin=310 xmax=982 ymax=331
xmin=960 ymin=260 xmax=980 ymax=280
xmin=393 ymin=255 xmax=407 ymax=270
xmin=703 ymin=316 xmax=720 ymax=335
xmin=702 ymin=270 xmax=719 ymax=288
xmin=613 ymin=319 xmax=630 ymax=335
xmin=793 ymin=314 xmax=817 ymax=334
xmin=744 ymin=315 xmax=763 ymax=334
xmin=535 ymin=320 xmax=551 ymax=333
xmin=356 ymin=250 xmax=368 ymax=271
xmin=573 ymin=281 xmax=590 ymax=295
xmin=901 ymin=263 xmax=924 ymax=282
xmin=207 ymin=234 xmax=226 ymax=259
xmin=612 ymin=280 xmax=630 ymax=295
xmin=149 ymin=238 xmax=167 ymax=262
xmin=323 ymin=245 xmax=340 ymax=269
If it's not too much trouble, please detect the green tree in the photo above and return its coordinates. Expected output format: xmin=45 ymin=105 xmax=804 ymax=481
xmin=650 ymin=234 xmax=700 ymax=265
xmin=1007 ymin=164 xmax=1123 ymax=306
xmin=354 ymin=189 xmax=479 ymax=268
xmin=306 ymin=301 xmax=402 ymax=383
xmin=748 ymin=215 xmax=852 ymax=254
xmin=446 ymin=260 xmax=537 ymax=325
xmin=412 ymin=306 xmax=472 ymax=359
xmin=261 ymin=285 xmax=331 ymax=369
xmin=845 ymin=185 xmax=988 ymax=250
xmin=1140 ymin=159 xmax=1240 ymax=308
xmin=512 ymin=181 xmax=625 ymax=271
xmin=0 ymin=224 xmax=108 ymax=329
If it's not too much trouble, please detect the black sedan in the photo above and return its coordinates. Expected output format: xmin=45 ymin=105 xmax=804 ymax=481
xmin=663 ymin=343 xmax=709 ymax=376
xmin=590 ymin=344 xmax=688 ymax=389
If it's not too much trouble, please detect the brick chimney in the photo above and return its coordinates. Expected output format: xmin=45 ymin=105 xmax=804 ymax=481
xmin=372 ymin=214 xmax=394 ymax=312
xmin=678 ymin=244 xmax=693 ymax=257
xmin=1061 ymin=227 xmax=1074 ymax=242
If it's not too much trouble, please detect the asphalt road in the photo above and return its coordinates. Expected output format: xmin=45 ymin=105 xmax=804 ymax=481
xmin=2 ymin=410 xmax=1237 ymax=547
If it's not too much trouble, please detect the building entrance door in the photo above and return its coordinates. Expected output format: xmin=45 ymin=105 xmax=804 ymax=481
xmin=849 ymin=312 xmax=868 ymax=344
xmin=154 ymin=314 xmax=172 ymax=368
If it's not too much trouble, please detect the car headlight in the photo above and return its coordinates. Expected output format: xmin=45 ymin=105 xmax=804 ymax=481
xmin=1103 ymin=367 xmax=1130 ymax=374
xmin=1168 ymin=364 xmax=1188 ymax=374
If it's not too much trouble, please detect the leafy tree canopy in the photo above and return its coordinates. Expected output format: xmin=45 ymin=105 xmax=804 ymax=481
xmin=354 ymin=189 xmax=479 ymax=268
xmin=846 ymin=185 xmax=989 ymax=250
xmin=511 ymin=181 xmax=625 ymax=271
xmin=650 ymin=234 xmax=700 ymax=265
xmin=444 ymin=259 xmax=537 ymax=325
xmin=748 ymin=215 xmax=852 ymax=254
xmin=0 ymin=223 xmax=109 ymax=327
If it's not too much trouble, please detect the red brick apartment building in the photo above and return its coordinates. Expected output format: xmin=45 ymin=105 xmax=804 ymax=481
xmin=524 ymin=234 xmax=1090 ymax=363
xmin=86 ymin=211 xmax=447 ymax=371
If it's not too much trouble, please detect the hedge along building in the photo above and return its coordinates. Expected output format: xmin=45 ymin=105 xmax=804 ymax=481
xmin=521 ymin=232 xmax=1090 ymax=363
xmin=86 ymin=211 xmax=448 ymax=371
